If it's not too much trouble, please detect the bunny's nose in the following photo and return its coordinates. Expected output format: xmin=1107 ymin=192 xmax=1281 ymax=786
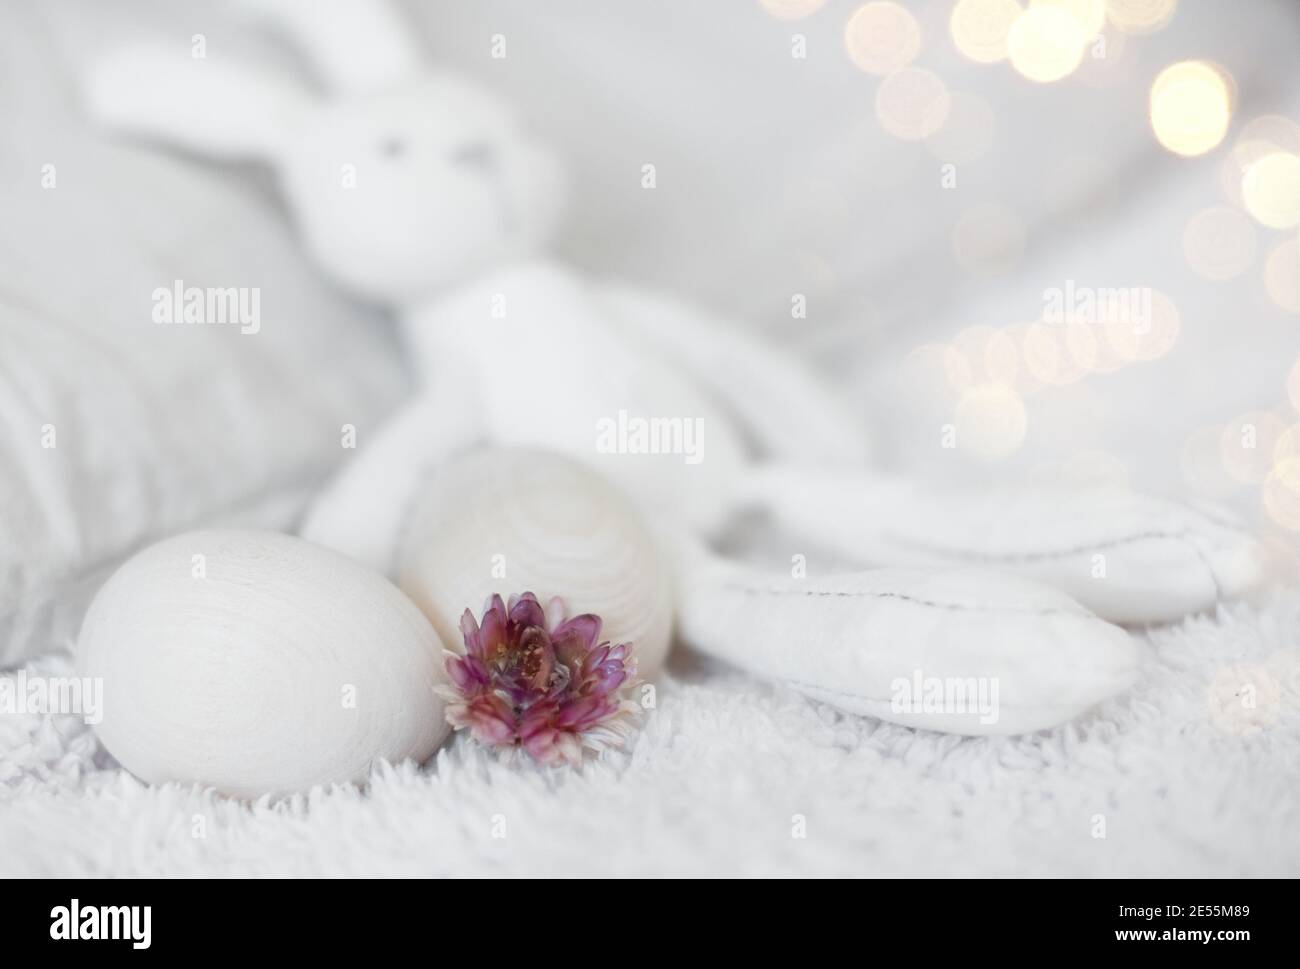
xmin=451 ymin=142 xmax=497 ymax=170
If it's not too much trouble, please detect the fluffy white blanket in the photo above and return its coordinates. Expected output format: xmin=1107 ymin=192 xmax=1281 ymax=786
xmin=3 ymin=593 xmax=1297 ymax=877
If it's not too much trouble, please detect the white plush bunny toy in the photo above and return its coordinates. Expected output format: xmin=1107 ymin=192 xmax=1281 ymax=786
xmin=90 ymin=0 xmax=1262 ymax=736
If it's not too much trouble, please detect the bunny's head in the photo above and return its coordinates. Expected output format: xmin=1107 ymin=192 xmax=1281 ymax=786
xmin=87 ymin=0 xmax=565 ymax=305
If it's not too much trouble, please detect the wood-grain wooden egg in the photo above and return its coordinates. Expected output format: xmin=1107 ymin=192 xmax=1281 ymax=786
xmin=77 ymin=530 xmax=449 ymax=798
xmin=398 ymin=448 xmax=674 ymax=677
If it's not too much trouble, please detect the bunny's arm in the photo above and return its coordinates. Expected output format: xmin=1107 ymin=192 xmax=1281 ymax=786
xmin=299 ymin=375 xmax=483 ymax=576
xmin=597 ymin=284 xmax=868 ymax=466
xmin=670 ymin=534 xmax=1138 ymax=735
xmin=738 ymin=465 xmax=1264 ymax=625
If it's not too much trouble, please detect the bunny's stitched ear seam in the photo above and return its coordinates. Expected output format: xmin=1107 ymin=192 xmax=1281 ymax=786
xmin=85 ymin=41 xmax=311 ymax=162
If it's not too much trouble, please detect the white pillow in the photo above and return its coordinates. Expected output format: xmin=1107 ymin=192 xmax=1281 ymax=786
xmin=0 ymin=2 xmax=408 ymax=666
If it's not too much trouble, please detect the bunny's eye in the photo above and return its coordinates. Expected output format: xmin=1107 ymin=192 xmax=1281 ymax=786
xmin=378 ymin=137 xmax=407 ymax=159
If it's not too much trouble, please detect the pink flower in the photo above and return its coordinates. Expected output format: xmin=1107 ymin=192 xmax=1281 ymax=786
xmin=439 ymin=593 xmax=639 ymax=766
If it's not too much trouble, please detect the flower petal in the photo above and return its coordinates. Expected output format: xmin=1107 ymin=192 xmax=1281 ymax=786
xmin=508 ymin=593 xmax=546 ymax=631
xmin=445 ymin=655 xmax=474 ymax=690
xmin=466 ymin=695 xmax=516 ymax=746
xmin=522 ymin=728 xmax=564 ymax=766
xmin=552 ymin=613 xmax=602 ymax=652
xmin=458 ymin=608 xmax=481 ymax=654
xmin=544 ymin=596 xmax=567 ymax=632
xmin=556 ymin=731 xmax=585 ymax=766
xmin=592 ymin=666 xmax=628 ymax=696
xmin=478 ymin=605 xmax=508 ymax=664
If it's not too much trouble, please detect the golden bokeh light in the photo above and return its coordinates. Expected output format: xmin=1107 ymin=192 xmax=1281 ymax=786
xmin=1275 ymin=423 xmax=1300 ymax=465
xmin=983 ymin=328 xmax=1022 ymax=386
xmin=1007 ymin=5 xmax=1087 ymax=83
xmin=946 ymin=325 xmax=1022 ymax=389
xmin=1242 ymin=152 xmax=1300 ymax=229
xmin=1264 ymin=237 xmax=1300 ymax=314
xmin=1219 ymin=410 xmax=1288 ymax=485
xmin=1102 ymin=289 xmax=1180 ymax=362
xmin=1015 ymin=290 xmax=1179 ymax=386
xmin=1085 ymin=318 xmax=1135 ymax=374
xmin=1263 ymin=458 xmax=1300 ymax=531
xmin=1063 ymin=318 xmax=1102 ymax=373
xmin=999 ymin=322 xmax=1047 ymax=395
xmin=1149 ymin=60 xmax=1232 ymax=157
xmin=949 ymin=0 xmax=1023 ymax=64
xmin=951 ymin=203 xmax=1026 ymax=275
xmin=845 ymin=2 xmax=922 ymax=75
xmin=1237 ymin=116 xmax=1300 ymax=154
xmin=955 ymin=383 xmax=1028 ymax=459
xmin=1182 ymin=207 xmax=1258 ymax=281
xmin=1021 ymin=320 xmax=1089 ymax=385
xmin=1105 ymin=0 xmax=1177 ymax=34
xmin=1232 ymin=115 xmax=1294 ymax=154
xmin=875 ymin=67 xmax=951 ymax=140
xmin=924 ymin=89 xmax=996 ymax=165
xmin=942 ymin=342 xmax=976 ymax=393
xmin=1221 ymin=117 xmax=1300 ymax=208
xmin=759 ymin=0 xmax=827 ymax=21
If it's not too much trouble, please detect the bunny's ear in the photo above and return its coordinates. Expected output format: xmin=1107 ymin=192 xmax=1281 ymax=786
xmin=237 ymin=0 xmax=421 ymax=94
xmin=86 ymin=42 xmax=311 ymax=162
xmin=670 ymin=533 xmax=1139 ymax=736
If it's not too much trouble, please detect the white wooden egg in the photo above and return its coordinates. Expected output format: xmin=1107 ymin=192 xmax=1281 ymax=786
xmin=398 ymin=448 xmax=674 ymax=677
xmin=77 ymin=530 xmax=449 ymax=799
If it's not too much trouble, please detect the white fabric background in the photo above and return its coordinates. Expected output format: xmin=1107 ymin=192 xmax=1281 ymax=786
xmin=0 ymin=0 xmax=409 ymax=664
